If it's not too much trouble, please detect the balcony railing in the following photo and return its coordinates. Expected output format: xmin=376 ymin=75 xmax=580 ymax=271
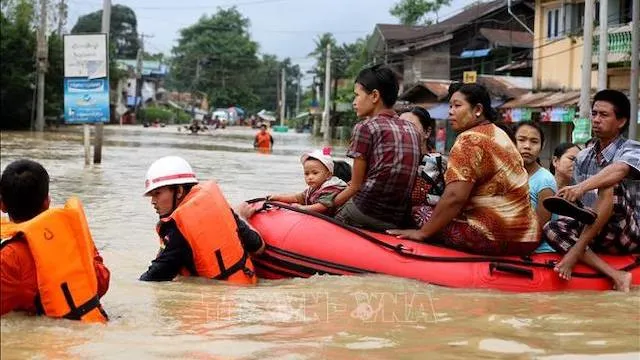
xmin=592 ymin=22 xmax=633 ymax=63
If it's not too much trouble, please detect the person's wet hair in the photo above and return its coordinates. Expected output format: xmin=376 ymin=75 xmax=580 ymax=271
xmin=592 ymin=89 xmax=631 ymax=133
xmin=549 ymin=142 xmax=579 ymax=175
xmin=355 ymin=65 xmax=399 ymax=108
xmin=333 ymin=160 xmax=352 ymax=183
xmin=0 ymin=159 xmax=49 ymax=222
xmin=514 ymin=121 xmax=545 ymax=165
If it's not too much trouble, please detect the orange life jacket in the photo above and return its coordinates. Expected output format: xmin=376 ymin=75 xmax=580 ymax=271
xmin=0 ymin=198 xmax=108 ymax=323
xmin=158 ymin=181 xmax=257 ymax=285
xmin=255 ymin=132 xmax=272 ymax=150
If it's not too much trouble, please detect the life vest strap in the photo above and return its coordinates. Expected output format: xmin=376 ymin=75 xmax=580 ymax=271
xmin=213 ymin=250 xmax=253 ymax=280
xmin=59 ymin=282 xmax=109 ymax=321
xmin=34 ymin=294 xmax=45 ymax=315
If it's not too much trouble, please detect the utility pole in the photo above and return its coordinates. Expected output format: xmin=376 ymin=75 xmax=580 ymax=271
xmin=630 ymin=0 xmax=639 ymax=139
xmin=134 ymin=33 xmax=154 ymax=111
xmin=322 ymin=43 xmax=331 ymax=144
xmin=597 ymin=0 xmax=608 ymax=90
xmin=57 ymin=0 xmax=66 ymax=37
xmin=280 ymin=67 xmax=286 ymax=127
xmin=93 ymin=0 xmax=110 ymax=164
xmin=135 ymin=34 xmax=145 ymax=113
xmin=35 ymin=0 xmax=48 ymax=132
xmin=295 ymin=73 xmax=301 ymax=117
xmin=577 ymin=0 xmax=594 ymax=144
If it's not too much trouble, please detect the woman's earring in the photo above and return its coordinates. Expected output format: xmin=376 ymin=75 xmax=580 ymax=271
xmin=475 ymin=113 xmax=481 ymax=117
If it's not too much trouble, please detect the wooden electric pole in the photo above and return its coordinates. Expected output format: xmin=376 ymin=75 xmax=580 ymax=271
xmin=35 ymin=0 xmax=48 ymax=132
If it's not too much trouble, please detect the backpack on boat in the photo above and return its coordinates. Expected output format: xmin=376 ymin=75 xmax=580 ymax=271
xmin=417 ymin=153 xmax=447 ymax=206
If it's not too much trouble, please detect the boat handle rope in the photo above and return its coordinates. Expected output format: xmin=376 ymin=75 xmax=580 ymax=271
xmin=246 ymin=198 xmax=640 ymax=279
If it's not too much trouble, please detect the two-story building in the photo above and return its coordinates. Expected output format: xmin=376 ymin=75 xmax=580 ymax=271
xmin=500 ymin=0 xmax=637 ymax=158
xmin=368 ymin=0 xmax=536 ymax=87
xmin=533 ymin=0 xmax=634 ymax=90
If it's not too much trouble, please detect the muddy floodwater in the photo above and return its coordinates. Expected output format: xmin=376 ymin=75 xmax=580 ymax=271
xmin=1 ymin=126 xmax=639 ymax=359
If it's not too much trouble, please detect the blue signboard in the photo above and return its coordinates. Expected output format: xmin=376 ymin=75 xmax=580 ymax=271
xmin=64 ymin=78 xmax=110 ymax=124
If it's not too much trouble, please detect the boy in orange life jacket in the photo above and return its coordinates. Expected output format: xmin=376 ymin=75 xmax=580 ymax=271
xmin=139 ymin=156 xmax=265 ymax=283
xmin=253 ymin=124 xmax=273 ymax=151
xmin=1 ymin=160 xmax=110 ymax=318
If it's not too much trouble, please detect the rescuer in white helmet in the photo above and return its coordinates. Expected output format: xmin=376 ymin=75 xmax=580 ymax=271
xmin=139 ymin=156 xmax=264 ymax=283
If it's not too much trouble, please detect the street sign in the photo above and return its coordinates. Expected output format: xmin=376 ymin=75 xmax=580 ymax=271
xmin=572 ymin=117 xmax=592 ymax=145
xmin=463 ymin=71 xmax=477 ymax=84
xmin=63 ymin=34 xmax=110 ymax=124
xmin=64 ymin=79 xmax=110 ymax=124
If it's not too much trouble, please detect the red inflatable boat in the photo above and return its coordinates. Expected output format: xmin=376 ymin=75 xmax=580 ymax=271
xmin=248 ymin=202 xmax=640 ymax=292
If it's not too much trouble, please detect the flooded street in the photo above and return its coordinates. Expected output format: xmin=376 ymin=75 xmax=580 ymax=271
xmin=1 ymin=126 xmax=639 ymax=360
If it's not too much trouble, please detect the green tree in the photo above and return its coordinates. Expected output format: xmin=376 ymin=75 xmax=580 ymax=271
xmin=390 ymin=0 xmax=451 ymax=25
xmin=250 ymin=54 xmax=280 ymax=112
xmin=143 ymin=51 xmax=165 ymax=61
xmin=0 ymin=0 xmax=37 ymax=129
xmin=281 ymin=57 xmax=301 ymax=116
xmin=308 ymin=33 xmax=337 ymax=94
xmin=170 ymin=7 xmax=261 ymax=111
xmin=71 ymin=4 xmax=139 ymax=58
xmin=307 ymin=34 xmax=370 ymax=127
xmin=45 ymin=33 xmax=64 ymax=118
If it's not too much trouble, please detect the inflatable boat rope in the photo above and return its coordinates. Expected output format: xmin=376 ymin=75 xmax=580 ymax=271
xmin=246 ymin=198 xmax=640 ymax=279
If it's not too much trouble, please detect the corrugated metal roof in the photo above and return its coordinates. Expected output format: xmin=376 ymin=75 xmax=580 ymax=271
xmin=526 ymin=91 xmax=581 ymax=108
xmin=375 ymin=0 xmax=528 ymax=44
xmin=476 ymin=75 xmax=532 ymax=99
xmin=502 ymin=90 xmax=640 ymax=109
xmin=479 ymin=28 xmax=533 ymax=48
xmin=423 ymin=80 xmax=453 ymax=100
xmin=500 ymin=91 xmax=580 ymax=108
xmin=397 ymin=80 xmax=452 ymax=103
xmin=376 ymin=24 xmax=432 ymax=42
xmin=499 ymin=92 xmax=551 ymax=108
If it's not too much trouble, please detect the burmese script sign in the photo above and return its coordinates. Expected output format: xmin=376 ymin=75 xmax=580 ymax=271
xmin=64 ymin=34 xmax=108 ymax=79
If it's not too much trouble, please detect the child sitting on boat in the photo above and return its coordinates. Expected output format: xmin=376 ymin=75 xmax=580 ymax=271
xmin=267 ymin=149 xmax=347 ymax=216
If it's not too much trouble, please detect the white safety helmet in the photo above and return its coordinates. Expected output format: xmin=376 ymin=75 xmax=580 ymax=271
xmin=144 ymin=156 xmax=198 ymax=196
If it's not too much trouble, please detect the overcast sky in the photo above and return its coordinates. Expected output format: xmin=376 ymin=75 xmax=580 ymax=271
xmin=67 ymin=0 xmax=469 ymax=79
